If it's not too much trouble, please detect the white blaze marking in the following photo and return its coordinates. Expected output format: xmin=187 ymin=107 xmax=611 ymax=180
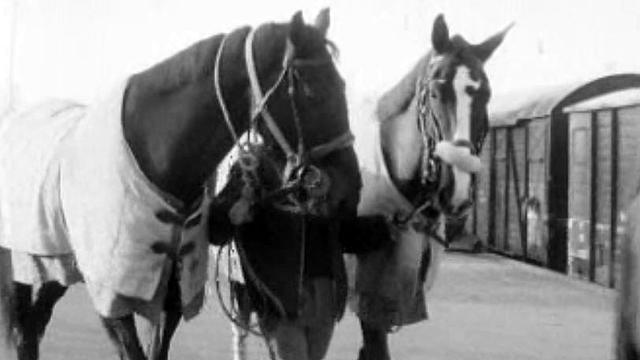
xmin=451 ymin=66 xmax=480 ymax=208
xmin=453 ymin=65 xmax=480 ymax=141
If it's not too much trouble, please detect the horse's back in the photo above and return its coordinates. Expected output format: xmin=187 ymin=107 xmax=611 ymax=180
xmin=0 ymin=100 xmax=86 ymax=254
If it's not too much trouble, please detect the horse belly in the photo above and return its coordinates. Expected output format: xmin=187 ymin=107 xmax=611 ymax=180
xmin=0 ymin=101 xmax=86 ymax=255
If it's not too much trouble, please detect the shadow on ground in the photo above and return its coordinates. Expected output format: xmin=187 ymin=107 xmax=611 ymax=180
xmin=37 ymin=252 xmax=615 ymax=360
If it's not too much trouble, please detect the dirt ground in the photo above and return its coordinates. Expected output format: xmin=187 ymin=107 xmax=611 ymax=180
xmin=33 ymin=252 xmax=615 ymax=359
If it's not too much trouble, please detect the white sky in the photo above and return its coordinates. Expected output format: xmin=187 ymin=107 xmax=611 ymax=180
xmin=1 ymin=0 xmax=640 ymax=115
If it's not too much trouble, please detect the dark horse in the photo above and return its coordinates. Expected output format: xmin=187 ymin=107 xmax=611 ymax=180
xmin=0 ymin=9 xmax=359 ymax=360
xmin=351 ymin=15 xmax=511 ymax=360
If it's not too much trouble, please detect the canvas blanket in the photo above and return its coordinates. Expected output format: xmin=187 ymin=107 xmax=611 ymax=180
xmin=0 ymin=81 xmax=209 ymax=320
xmin=346 ymin=118 xmax=444 ymax=327
xmin=0 ymin=100 xmax=85 ymax=254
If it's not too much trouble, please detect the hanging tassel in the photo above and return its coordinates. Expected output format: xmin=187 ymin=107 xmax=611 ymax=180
xmin=229 ymin=180 xmax=256 ymax=226
xmin=229 ymin=197 xmax=253 ymax=225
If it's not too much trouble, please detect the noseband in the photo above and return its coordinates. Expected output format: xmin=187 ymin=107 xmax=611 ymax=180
xmin=213 ymin=28 xmax=354 ymax=216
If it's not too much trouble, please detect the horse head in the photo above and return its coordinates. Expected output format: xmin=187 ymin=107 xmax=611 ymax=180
xmin=209 ymin=9 xmax=360 ymax=244
xmin=244 ymin=9 xmax=360 ymax=219
xmin=379 ymin=14 xmax=511 ymax=221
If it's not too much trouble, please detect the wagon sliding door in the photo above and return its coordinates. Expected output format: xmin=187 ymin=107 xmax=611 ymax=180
xmin=491 ymin=128 xmax=508 ymax=252
xmin=567 ymin=110 xmax=615 ymax=286
xmin=489 ymin=126 xmax=527 ymax=258
xmin=526 ymin=118 xmax=549 ymax=265
xmin=473 ymin=131 xmax=494 ymax=244
xmin=506 ymin=127 xmax=527 ymax=257
xmin=617 ymin=105 xmax=640 ymax=287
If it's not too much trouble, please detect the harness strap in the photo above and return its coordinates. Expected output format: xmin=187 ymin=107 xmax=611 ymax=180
xmin=244 ymin=28 xmax=298 ymax=163
xmin=307 ymin=132 xmax=355 ymax=161
xmin=214 ymin=33 xmax=241 ymax=146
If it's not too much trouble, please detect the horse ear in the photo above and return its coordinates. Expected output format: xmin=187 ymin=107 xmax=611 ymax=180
xmin=314 ymin=7 xmax=331 ymax=37
xmin=472 ymin=22 xmax=514 ymax=62
xmin=431 ymin=14 xmax=450 ymax=54
xmin=289 ymin=11 xmax=306 ymax=47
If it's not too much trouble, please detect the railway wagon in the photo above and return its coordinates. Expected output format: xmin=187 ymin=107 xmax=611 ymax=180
xmin=469 ymin=73 xmax=640 ymax=286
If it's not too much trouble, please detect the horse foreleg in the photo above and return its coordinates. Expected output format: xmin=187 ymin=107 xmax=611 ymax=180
xmin=0 ymin=248 xmax=16 ymax=359
xmin=13 ymin=281 xmax=67 ymax=360
xmin=14 ymin=283 xmax=38 ymax=360
xmin=100 ymin=315 xmax=147 ymax=360
xmin=357 ymin=320 xmax=390 ymax=360
xmin=231 ymin=320 xmax=249 ymax=360
xmin=31 ymin=282 xmax=66 ymax=342
xmin=143 ymin=309 xmax=181 ymax=360
xmin=231 ymin=281 xmax=251 ymax=360
xmin=139 ymin=263 xmax=183 ymax=360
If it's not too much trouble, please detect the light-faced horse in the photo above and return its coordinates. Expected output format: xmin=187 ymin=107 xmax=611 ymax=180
xmin=0 ymin=9 xmax=357 ymax=360
xmin=352 ymin=14 xmax=511 ymax=360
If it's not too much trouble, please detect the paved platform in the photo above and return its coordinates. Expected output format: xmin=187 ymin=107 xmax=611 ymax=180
xmin=34 ymin=252 xmax=615 ymax=359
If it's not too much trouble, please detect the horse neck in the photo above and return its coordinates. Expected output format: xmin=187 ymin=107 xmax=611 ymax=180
xmin=122 ymin=28 xmax=252 ymax=207
xmin=380 ymin=95 xmax=424 ymax=196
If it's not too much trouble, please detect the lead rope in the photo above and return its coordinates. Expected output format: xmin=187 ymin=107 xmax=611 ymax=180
xmin=217 ymin=29 xmax=306 ymax=359
xmin=245 ymin=28 xmax=309 ymax=315
xmin=213 ymin=31 xmax=278 ymax=359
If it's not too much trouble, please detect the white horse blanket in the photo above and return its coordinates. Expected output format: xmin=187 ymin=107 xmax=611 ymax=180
xmin=0 ymin=81 xmax=209 ymax=320
xmin=346 ymin=108 xmax=445 ymax=327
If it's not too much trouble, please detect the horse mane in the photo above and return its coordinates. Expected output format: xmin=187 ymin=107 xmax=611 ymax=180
xmin=133 ymin=26 xmax=251 ymax=93
xmin=375 ymin=53 xmax=430 ymax=122
xmin=133 ymin=20 xmax=339 ymax=95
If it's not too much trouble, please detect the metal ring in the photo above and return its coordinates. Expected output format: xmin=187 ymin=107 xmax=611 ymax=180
xmin=299 ymin=165 xmax=323 ymax=189
xmin=238 ymin=152 xmax=258 ymax=172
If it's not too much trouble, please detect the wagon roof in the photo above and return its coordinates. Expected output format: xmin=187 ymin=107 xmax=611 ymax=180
xmin=489 ymin=73 xmax=640 ymax=127
xmin=563 ymin=88 xmax=640 ymax=113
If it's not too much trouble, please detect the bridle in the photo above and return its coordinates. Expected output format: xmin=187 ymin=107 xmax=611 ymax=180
xmin=394 ymin=70 xmax=486 ymax=247
xmin=214 ymin=28 xmax=354 ymax=216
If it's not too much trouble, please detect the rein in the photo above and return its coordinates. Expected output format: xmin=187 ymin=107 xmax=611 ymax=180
xmin=214 ymin=28 xmax=354 ymax=200
xmin=212 ymin=27 xmax=354 ymax=333
xmin=243 ymin=28 xmax=354 ymax=173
